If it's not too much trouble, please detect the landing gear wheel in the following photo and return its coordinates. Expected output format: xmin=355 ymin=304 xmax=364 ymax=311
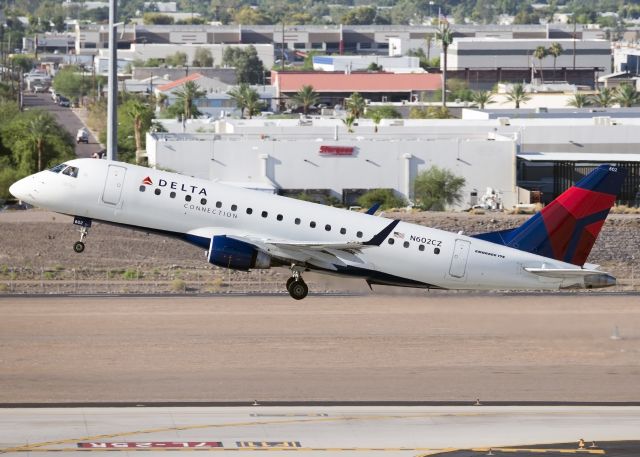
xmin=288 ymin=279 xmax=308 ymax=300
xmin=73 ymin=241 xmax=85 ymax=253
xmin=286 ymin=276 xmax=296 ymax=291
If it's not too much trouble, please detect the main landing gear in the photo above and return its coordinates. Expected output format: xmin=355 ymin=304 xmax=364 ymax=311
xmin=72 ymin=216 xmax=92 ymax=253
xmin=286 ymin=266 xmax=308 ymax=300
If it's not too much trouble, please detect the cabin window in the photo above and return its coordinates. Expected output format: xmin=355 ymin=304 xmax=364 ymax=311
xmin=403 ymin=241 xmax=410 ymax=248
xmin=310 ymin=221 xmax=316 ymax=228
xmin=170 ymin=191 xmax=176 ymax=198
xmin=419 ymin=244 xmax=425 ymax=251
xmin=216 ymin=201 xmax=222 ymax=208
xmin=231 ymin=204 xmax=237 ymax=211
xmin=388 ymin=238 xmax=394 ymax=245
xmin=277 ymin=214 xmax=283 ymax=221
xmin=50 ymin=164 xmax=67 ymax=173
xmin=434 ymin=247 xmax=440 ymax=254
xmin=340 ymin=228 xmax=346 ymax=235
xmin=154 ymin=188 xmax=161 ymax=196
xmin=185 ymin=195 xmax=191 ymax=202
xmin=200 ymin=198 xmax=207 ymax=205
xmin=139 ymin=185 xmax=146 ymax=192
xmin=295 ymin=218 xmax=301 ymax=225
xmin=356 ymin=231 xmax=363 ymax=238
xmin=246 ymin=208 xmax=253 ymax=214
xmin=325 ymin=224 xmax=331 ymax=231
xmin=262 ymin=211 xmax=268 ymax=218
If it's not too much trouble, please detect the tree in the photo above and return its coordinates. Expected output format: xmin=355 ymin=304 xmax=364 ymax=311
xmin=505 ymin=83 xmax=531 ymax=109
xmin=233 ymin=6 xmax=271 ymax=24
xmin=165 ymin=51 xmax=188 ymax=67
xmin=365 ymin=106 xmax=402 ymax=120
xmin=567 ymin=93 xmax=592 ymax=108
xmin=291 ymin=85 xmax=319 ymax=115
xmin=436 ymin=24 xmax=454 ymax=107
xmin=222 ymin=46 xmax=265 ymax=84
xmin=122 ymin=98 xmax=154 ymax=164
xmin=27 ymin=113 xmax=56 ymax=172
xmin=53 ymin=66 xmax=91 ymax=99
xmin=413 ymin=166 xmax=466 ymax=211
xmin=341 ymin=6 xmax=377 ymax=25
xmin=409 ymin=106 xmax=451 ymax=119
xmin=533 ymin=45 xmax=548 ymax=84
xmin=594 ymin=88 xmax=614 ymax=108
xmin=342 ymin=115 xmax=355 ymax=133
xmin=10 ymin=54 xmax=34 ymax=74
xmin=614 ymin=84 xmax=640 ymax=107
xmin=471 ymin=90 xmax=495 ymax=110
xmin=227 ymin=84 xmax=263 ymax=119
xmin=173 ymin=81 xmax=206 ymax=119
xmin=548 ymin=42 xmax=563 ymax=82
xmin=192 ymin=48 xmax=214 ymax=67
xmin=143 ymin=13 xmax=174 ymax=24
xmin=346 ymin=92 xmax=366 ymax=118
xmin=357 ymin=189 xmax=407 ymax=210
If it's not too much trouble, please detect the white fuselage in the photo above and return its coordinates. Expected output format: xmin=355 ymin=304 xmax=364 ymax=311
xmin=10 ymin=159 xmax=588 ymax=290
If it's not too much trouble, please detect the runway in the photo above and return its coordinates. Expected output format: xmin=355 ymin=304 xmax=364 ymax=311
xmin=1 ymin=406 xmax=639 ymax=457
xmin=1 ymin=294 xmax=639 ymax=402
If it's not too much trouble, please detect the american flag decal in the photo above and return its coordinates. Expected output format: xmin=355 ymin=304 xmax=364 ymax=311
xmin=393 ymin=231 xmax=405 ymax=239
xmin=142 ymin=176 xmax=153 ymax=185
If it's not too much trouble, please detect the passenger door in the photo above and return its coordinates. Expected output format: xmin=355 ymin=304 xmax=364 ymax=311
xmin=102 ymin=165 xmax=127 ymax=205
xmin=449 ymin=239 xmax=471 ymax=279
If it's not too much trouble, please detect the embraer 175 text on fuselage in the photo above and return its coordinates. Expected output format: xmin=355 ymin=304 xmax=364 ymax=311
xmin=9 ymin=159 xmax=625 ymax=299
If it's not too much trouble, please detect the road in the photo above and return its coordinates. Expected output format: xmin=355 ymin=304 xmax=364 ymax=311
xmin=22 ymin=91 xmax=102 ymax=158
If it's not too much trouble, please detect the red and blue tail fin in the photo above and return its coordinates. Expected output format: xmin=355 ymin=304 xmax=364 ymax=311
xmin=473 ymin=165 xmax=626 ymax=265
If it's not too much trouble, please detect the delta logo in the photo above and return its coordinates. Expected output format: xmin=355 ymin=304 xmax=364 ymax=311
xmin=142 ymin=176 xmax=153 ymax=185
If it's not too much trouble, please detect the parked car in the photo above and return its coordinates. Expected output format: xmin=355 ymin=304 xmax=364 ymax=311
xmin=76 ymin=128 xmax=89 ymax=144
xmin=32 ymin=84 xmax=45 ymax=93
xmin=58 ymin=96 xmax=70 ymax=107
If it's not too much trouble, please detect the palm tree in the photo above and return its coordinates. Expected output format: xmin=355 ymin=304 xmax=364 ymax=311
xmin=566 ymin=93 xmax=592 ymax=108
xmin=342 ymin=115 xmax=355 ymax=133
xmin=471 ymin=90 xmax=495 ymax=110
xmin=173 ymin=81 xmax=206 ymax=119
xmin=548 ymin=42 xmax=563 ymax=82
xmin=533 ymin=45 xmax=548 ymax=84
xmin=227 ymin=83 xmax=250 ymax=118
xmin=291 ymin=85 xmax=319 ymax=115
xmin=124 ymin=99 xmax=152 ymax=164
xmin=370 ymin=110 xmax=382 ymax=133
xmin=436 ymin=24 xmax=454 ymax=107
xmin=27 ymin=113 xmax=56 ymax=172
xmin=614 ymin=84 xmax=640 ymax=107
xmin=505 ymin=83 xmax=531 ymax=109
xmin=594 ymin=87 xmax=614 ymax=108
xmin=346 ymin=92 xmax=366 ymax=118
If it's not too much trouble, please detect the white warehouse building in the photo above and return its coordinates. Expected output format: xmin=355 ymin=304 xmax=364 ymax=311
xmin=146 ymin=119 xmax=521 ymax=210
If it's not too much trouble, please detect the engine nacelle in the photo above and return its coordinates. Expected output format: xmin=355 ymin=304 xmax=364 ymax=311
xmin=207 ymin=235 xmax=271 ymax=271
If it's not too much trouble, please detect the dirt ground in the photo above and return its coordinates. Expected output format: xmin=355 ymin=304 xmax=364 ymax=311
xmin=0 ymin=209 xmax=639 ymax=294
xmin=0 ymin=294 xmax=639 ymax=403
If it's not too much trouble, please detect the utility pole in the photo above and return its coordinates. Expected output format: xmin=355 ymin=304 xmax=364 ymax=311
xmin=281 ymin=22 xmax=285 ymax=72
xmin=107 ymin=0 xmax=118 ymax=161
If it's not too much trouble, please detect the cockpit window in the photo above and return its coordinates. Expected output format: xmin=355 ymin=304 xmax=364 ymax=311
xmin=49 ymin=164 xmax=67 ymax=173
xmin=61 ymin=166 xmax=79 ymax=178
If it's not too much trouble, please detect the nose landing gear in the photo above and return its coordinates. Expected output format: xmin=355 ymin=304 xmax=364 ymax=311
xmin=72 ymin=216 xmax=92 ymax=254
xmin=287 ymin=266 xmax=308 ymax=300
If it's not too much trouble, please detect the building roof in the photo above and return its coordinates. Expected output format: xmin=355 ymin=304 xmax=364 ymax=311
xmin=274 ymin=72 xmax=441 ymax=93
xmin=156 ymin=72 xmax=205 ymax=92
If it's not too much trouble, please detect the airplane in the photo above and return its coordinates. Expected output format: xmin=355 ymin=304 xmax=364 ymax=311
xmin=9 ymin=159 xmax=625 ymax=300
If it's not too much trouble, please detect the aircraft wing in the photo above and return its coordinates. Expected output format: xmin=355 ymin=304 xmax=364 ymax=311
xmin=227 ymin=219 xmax=401 ymax=271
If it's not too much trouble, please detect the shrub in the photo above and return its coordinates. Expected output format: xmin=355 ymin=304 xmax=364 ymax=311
xmin=357 ymin=189 xmax=407 ymax=211
xmin=170 ymin=278 xmax=186 ymax=292
xmin=413 ymin=166 xmax=466 ymax=211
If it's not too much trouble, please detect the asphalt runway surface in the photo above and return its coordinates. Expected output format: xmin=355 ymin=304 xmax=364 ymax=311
xmin=1 ymin=294 xmax=639 ymax=403
xmin=0 ymin=406 xmax=639 ymax=457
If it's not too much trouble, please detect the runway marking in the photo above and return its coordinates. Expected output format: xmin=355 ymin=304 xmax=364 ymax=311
xmin=2 ymin=447 xmax=606 ymax=454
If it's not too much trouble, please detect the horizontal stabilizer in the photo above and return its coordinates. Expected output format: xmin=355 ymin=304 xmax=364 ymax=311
xmin=525 ymin=267 xmax=616 ymax=288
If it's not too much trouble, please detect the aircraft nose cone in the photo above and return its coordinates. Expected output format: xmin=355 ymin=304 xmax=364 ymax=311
xmin=9 ymin=177 xmax=32 ymax=202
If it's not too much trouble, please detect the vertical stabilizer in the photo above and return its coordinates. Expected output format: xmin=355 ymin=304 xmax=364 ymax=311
xmin=473 ymin=165 xmax=626 ymax=265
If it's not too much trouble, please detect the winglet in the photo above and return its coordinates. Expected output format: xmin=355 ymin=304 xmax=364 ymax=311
xmin=366 ymin=202 xmax=381 ymax=215
xmin=363 ymin=219 xmax=400 ymax=246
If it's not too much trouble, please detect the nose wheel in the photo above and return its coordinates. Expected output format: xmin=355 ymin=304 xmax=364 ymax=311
xmin=286 ymin=267 xmax=308 ymax=300
xmin=72 ymin=216 xmax=92 ymax=254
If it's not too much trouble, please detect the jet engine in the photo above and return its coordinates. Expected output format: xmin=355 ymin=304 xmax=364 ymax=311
xmin=207 ymin=235 xmax=271 ymax=271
